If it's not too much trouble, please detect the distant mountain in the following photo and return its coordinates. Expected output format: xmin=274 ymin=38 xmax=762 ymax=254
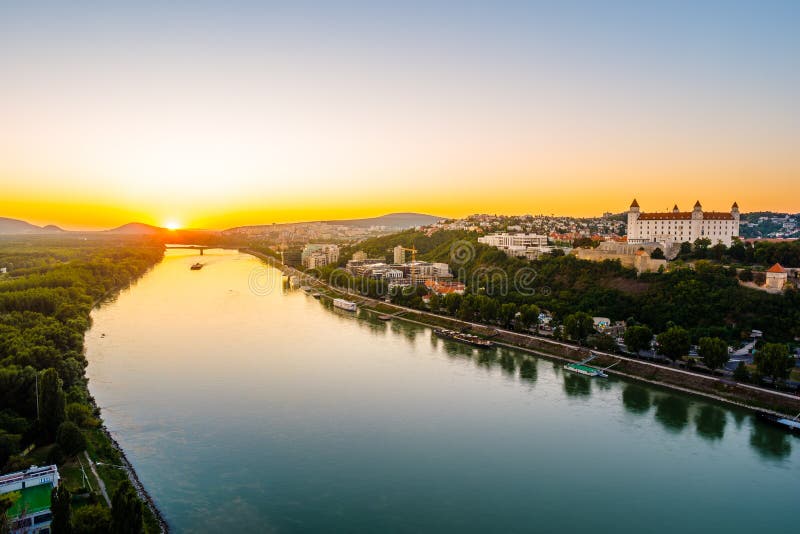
xmin=0 ymin=217 xmax=64 ymax=234
xmin=324 ymin=212 xmax=441 ymax=228
xmin=105 ymin=222 xmax=165 ymax=235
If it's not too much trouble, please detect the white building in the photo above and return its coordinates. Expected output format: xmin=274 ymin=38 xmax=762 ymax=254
xmin=478 ymin=233 xmax=548 ymax=248
xmin=301 ymin=244 xmax=340 ymax=268
xmin=765 ymin=263 xmax=787 ymax=290
xmin=1 ymin=465 xmax=60 ymax=534
xmin=627 ymin=199 xmax=740 ymax=247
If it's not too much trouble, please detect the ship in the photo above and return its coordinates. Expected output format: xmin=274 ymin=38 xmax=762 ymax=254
xmin=433 ymin=329 xmax=493 ymax=348
xmin=333 ymin=298 xmax=357 ymax=311
xmin=562 ymin=352 xmax=615 ymax=378
xmin=190 ymin=263 xmax=203 ymax=270
xmin=756 ymin=411 xmax=800 ymax=435
xmin=563 ymin=362 xmax=607 ymax=378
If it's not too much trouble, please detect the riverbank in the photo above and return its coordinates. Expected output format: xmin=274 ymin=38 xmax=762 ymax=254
xmin=243 ymin=249 xmax=800 ymax=418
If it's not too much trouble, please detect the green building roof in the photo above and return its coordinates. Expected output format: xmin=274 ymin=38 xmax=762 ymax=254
xmin=5 ymin=483 xmax=53 ymax=518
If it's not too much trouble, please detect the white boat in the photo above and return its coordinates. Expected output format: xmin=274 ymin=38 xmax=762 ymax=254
xmin=333 ymin=298 xmax=357 ymax=311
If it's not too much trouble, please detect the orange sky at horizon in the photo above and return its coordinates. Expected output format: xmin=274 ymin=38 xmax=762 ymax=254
xmin=2 ymin=3 xmax=798 ymax=231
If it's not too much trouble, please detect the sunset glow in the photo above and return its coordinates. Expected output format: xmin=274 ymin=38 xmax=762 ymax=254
xmin=1 ymin=2 xmax=798 ymax=229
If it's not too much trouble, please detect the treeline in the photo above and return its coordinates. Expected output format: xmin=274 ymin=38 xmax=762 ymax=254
xmin=675 ymin=237 xmax=800 ymax=267
xmin=0 ymin=236 xmax=163 ymax=532
xmin=338 ymin=229 xmax=477 ymax=265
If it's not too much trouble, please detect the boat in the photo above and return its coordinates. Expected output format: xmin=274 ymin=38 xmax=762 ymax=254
xmin=333 ymin=298 xmax=357 ymax=311
xmin=563 ymin=362 xmax=607 ymax=378
xmin=190 ymin=263 xmax=203 ymax=270
xmin=312 ymin=293 xmax=322 ymax=299
xmin=433 ymin=328 xmax=493 ymax=348
xmin=562 ymin=351 xmax=614 ymax=378
xmin=378 ymin=314 xmax=392 ymax=321
xmin=756 ymin=411 xmax=800 ymax=434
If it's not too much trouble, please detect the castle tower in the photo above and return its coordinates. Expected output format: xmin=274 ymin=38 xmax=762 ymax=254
xmin=731 ymin=201 xmax=740 ymax=220
xmin=627 ymin=199 xmax=640 ymax=242
xmin=672 ymin=204 xmax=679 ymax=214
xmin=692 ymin=200 xmax=703 ymax=219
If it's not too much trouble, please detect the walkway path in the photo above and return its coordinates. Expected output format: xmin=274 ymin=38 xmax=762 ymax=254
xmin=84 ymin=450 xmax=111 ymax=507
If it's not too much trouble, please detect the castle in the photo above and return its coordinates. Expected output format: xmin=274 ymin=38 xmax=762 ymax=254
xmin=627 ymin=199 xmax=740 ymax=248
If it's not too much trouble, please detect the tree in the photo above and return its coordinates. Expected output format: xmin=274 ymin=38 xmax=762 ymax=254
xmin=56 ymin=421 xmax=86 ymax=457
xmin=733 ymin=361 xmax=750 ymax=382
xmin=754 ymin=343 xmax=793 ymax=383
xmin=650 ymin=248 xmax=665 ymax=260
xmin=738 ymin=268 xmax=753 ymax=282
xmin=499 ymin=303 xmax=517 ymax=328
xmin=39 ymin=368 xmax=66 ymax=442
xmin=624 ymin=325 xmax=653 ymax=355
xmin=517 ymin=304 xmax=540 ymax=331
xmin=110 ymin=480 xmax=143 ymax=534
xmin=563 ymin=312 xmax=594 ymax=342
xmin=427 ymin=293 xmax=441 ymax=312
xmin=1 ymin=493 xmax=14 ymax=534
xmin=698 ymin=337 xmax=728 ymax=372
xmin=72 ymin=504 xmax=111 ymax=534
xmin=656 ymin=326 xmax=691 ymax=362
xmin=588 ymin=333 xmax=616 ymax=352
xmin=51 ymin=484 xmax=72 ymax=534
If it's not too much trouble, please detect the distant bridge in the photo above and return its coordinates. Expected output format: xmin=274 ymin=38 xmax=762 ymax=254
xmin=165 ymin=245 xmax=210 ymax=255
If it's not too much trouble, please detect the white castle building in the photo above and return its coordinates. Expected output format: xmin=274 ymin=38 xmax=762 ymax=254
xmin=627 ymin=199 xmax=740 ymax=247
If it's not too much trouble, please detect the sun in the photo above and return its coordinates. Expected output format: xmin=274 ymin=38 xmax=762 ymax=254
xmin=164 ymin=220 xmax=181 ymax=231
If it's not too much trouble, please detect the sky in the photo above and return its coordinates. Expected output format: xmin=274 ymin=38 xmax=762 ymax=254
xmin=1 ymin=1 xmax=798 ymax=230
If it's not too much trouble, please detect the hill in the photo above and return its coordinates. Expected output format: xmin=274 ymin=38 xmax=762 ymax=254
xmin=325 ymin=212 xmax=441 ymax=229
xmin=0 ymin=217 xmax=64 ymax=234
xmin=105 ymin=222 xmax=165 ymax=235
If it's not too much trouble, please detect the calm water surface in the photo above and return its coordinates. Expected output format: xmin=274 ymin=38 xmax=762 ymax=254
xmin=86 ymin=250 xmax=799 ymax=533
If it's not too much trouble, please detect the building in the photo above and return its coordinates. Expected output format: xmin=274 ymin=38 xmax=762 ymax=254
xmin=301 ymin=244 xmax=340 ymax=269
xmin=1 ymin=465 xmax=60 ymax=534
xmin=393 ymin=245 xmax=405 ymax=264
xmin=573 ymin=241 xmax=667 ymax=274
xmin=627 ymin=199 xmax=740 ymax=247
xmin=424 ymin=280 xmax=466 ymax=295
xmin=478 ymin=233 xmax=550 ymax=258
xmin=765 ymin=263 xmax=787 ymax=290
xmin=478 ymin=233 xmax=548 ymax=249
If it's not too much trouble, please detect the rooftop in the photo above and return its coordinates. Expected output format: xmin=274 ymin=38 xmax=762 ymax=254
xmin=767 ymin=263 xmax=786 ymax=273
xmin=5 ymin=483 xmax=53 ymax=518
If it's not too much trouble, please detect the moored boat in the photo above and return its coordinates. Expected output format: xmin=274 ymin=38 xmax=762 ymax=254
xmin=563 ymin=362 xmax=607 ymax=378
xmin=378 ymin=314 xmax=392 ymax=321
xmin=756 ymin=411 xmax=800 ymax=434
xmin=190 ymin=263 xmax=203 ymax=270
xmin=333 ymin=298 xmax=357 ymax=311
xmin=433 ymin=328 xmax=493 ymax=348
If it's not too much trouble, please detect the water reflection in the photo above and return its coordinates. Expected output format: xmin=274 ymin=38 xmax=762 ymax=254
xmin=749 ymin=422 xmax=792 ymax=460
xmin=654 ymin=396 xmax=689 ymax=432
xmin=499 ymin=352 xmax=516 ymax=375
xmin=622 ymin=385 xmax=651 ymax=414
xmin=519 ymin=359 xmax=537 ymax=383
xmin=694 ymin=405 xmax=727 ymax=441
xmin=563 ymin=373 xmax=591 ymax=396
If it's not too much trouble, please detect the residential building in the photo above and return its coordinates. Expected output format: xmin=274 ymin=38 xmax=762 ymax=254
xmin=1 ymin=465 xmax=60 ymax=534
xmin=301 ymin=244 xmax=340 ymax=268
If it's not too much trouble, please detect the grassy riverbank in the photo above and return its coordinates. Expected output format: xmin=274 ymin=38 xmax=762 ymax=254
xmin=245 ymin=249 xmax=800 ymax=417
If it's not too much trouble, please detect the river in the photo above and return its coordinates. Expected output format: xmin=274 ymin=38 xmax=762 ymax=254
xmin=85 ymin=249 xmax=799 ymax=533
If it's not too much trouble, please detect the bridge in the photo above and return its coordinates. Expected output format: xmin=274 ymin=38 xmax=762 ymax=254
xmin=165 ymin=245 xmax=210 ymax=255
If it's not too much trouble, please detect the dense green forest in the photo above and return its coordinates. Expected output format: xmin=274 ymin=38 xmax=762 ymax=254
xmin=0 ymin=236 xmax=163 ymax=531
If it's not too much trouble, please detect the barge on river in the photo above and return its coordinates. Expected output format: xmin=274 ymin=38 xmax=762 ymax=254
xmin=333 ymin=298 xmax=357 ymax=311
xmin=433 ymin=329 xmax=493 ymax=348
